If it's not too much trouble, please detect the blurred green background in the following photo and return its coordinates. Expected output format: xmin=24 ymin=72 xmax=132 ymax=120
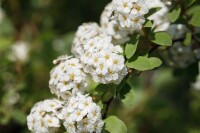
xmin=0 ymin=0 xmax=200 ymax=133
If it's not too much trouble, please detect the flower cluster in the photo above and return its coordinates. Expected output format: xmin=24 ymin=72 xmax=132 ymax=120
xmin=72 ymin=23 xmax=128 ymax=84
xmin=100 ymin=2 xmax=131 ymax=44
xmin=112 ymin=0 xmax=149 ymax=30
xmin=49 ymin=56 xmax=87 ymax=100
xmin=71 ymin=23 xmax=101 ymax=58
xmin=27 ymin=99 xmax=63 ymax=133
xmin=60 ymin=93 xmax=104 ymax=133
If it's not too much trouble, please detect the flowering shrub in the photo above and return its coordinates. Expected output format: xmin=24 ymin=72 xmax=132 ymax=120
xmin=27 ymin=0 xmax=200 ymax=132
xmin=0 ymin=0 xmax=200 ymax=133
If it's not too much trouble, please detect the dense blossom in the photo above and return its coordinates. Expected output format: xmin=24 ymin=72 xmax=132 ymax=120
xmin=60 ymin=93 xmax=104 ymax=133
xmin=72 ymin=23 xmax=128 ymax=84
xmin=100 ymin=2 xmax=131 ymax=44
xmin=49 ymin=56 xmax=87 ymax=100
xmin=112 ymin=0 xmax=149 ymax=31
xmin=71 ymin=23 xmax=101 ymax=58
xmin=27 ymin=99 xmax=63 ymax=133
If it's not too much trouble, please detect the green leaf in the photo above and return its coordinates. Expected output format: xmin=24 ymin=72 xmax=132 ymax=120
xmin=145 ymin=7 xmax=161 ymax=18
xmin=150 ymin=32 xmax=172 ymax=46
xmin=189 ymin=12 xmax=200 ymax=27
xmin=126 ymin=56 xmax=162 ymax=71
xmin=187 ymin=5 xmax=200 ymax=15
xmin=168 ymin=5 xmax=181 ymax=22
xmin=94 ymin=84 xmax=107 ymax=95
xmin=104 ymin=116 xmax=127 ymax=133
xmin=184 ymin=33 xmax=192 ymax=46
xmin=122 ymin=90 xmax=135 ymax=107
xmin=119 ymin=83 xmax=131 ymax=99
xmin=144 ymin=20 xmax=153 ymax=27
xmin=125 ymin=40 xmax=138 ymax=59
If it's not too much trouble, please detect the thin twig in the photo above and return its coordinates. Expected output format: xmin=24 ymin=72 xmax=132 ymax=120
xmin=102 ymin=97 xmax=114 ymax=119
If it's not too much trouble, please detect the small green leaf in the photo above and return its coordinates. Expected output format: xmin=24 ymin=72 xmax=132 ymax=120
xmin=145 ymin=7 xmax=161 ymax=18
xmin=184 ymin=33 xmax=192 ymax=46
xmin=125 ymin=40 xmax=138 ymax=59
xmin=104 ymin=116 xmax=127 ymax=133
xmin=189 ymin=12 xmax=200 ymax=27
xmin=150 ymin=32 xmax=172 ymax=46
xmin=144 ymin=20 xmax=153 ymax=27
xmin=119 ymin=83 xmax=131 ymax=99
xmin=168 ymin=5 xmax=181 ymax=22
xmin=126 ymin=56 xmax=162 ymax=71
xmin=122 ymin=90 xmax=135 ymax=107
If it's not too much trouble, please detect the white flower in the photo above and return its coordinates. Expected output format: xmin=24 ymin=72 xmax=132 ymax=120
xmin=131 ymin=0 xmax=149 ymax=16
xmin=27 ymin=99 xmax=63 ymax=133
xmin=64 ymin=121 xmax=76 ymax=133
xmin=61 ymin=93 xmax=104 ymax=133
xmin=118 ymin=13 xmax=132 ymax=29
xmin=44 ymin=115 xmax=60 ymax=127
xmin=115 ymin=0 xmax=133 ymax=14
xmin=130 ymin=15 xmax=145 ymax=30
xmin=100 ymin=2 xmax=131 ymax=44
xmin=112 ymin=0 xmax=149 ymax=31
xmin=49 ymin=57 xmax=87 ymax=100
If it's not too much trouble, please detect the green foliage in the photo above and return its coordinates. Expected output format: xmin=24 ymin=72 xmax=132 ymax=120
xmin=144 ymin=20 xmax=153 ymax=28
xmin=168 ymin=5 xmax=181 ymax=22
xmin=104 ymin=116 xmax=127 ymax=133
xmin=189 ymin=12 xmax=200 ymax=27
xmin=145 ymin=7 xmax=161 ymax=18
xmin=125 ymin=39 xmax=139 ymax=59
xmin=150 ymin=32 xmax=172 ymax=46
xmin=184 ymin=33 xmax=192 ymax=46
xmin=126 ymin=56 xmax=162 ymax=71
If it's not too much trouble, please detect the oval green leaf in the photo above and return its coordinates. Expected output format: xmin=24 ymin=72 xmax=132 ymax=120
xmin=150 ymin=32 xmax=172 ymax=46
xmin=104 ymin=116 xmax=127 ymax=133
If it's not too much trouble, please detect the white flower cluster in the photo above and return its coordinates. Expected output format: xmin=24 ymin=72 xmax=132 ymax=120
xmin=72 ymin=23 xmax=128 ymax=84
xmin=112 ymin=0 xmax=149 ymax=31
xmin=49 ymin=56 xmax=87 ymax=100
xmin=71 ymin=23 xmax=101 ymax=58
xmin=60 ymin=93 xmax=104 ymax=133
xmin=27 ymin=94 xmax=104 ymax=133
xmin=146 ymin=0 xmax=170 ymax=32
xmin=27 ymin=99 xmax=63 ymax=133
xmin=100 ymin=2 xmax=131 ymax=44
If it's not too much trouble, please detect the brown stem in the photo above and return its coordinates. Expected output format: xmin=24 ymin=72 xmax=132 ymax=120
xmin=103 ymin=97 xmax=114 ymax=119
